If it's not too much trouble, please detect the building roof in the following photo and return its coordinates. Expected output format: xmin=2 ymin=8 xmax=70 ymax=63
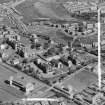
xmin=77 ymin=52 xmax=97 ymax=63
xmin=18 ymin=36 xmax=31 ymax=46
xmin=2 ymin=47 xmax=15 ymax=59
xmin=9 ymin=53 xmax=23 ymax=63
xmin=64 ymin=1 xmax=91 ymax=12
xmin=79 ymin=36 xmax=98 ymax=45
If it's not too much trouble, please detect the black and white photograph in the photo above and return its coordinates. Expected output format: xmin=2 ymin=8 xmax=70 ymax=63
xmin=0 ymin=0 xmax=104 ymax=105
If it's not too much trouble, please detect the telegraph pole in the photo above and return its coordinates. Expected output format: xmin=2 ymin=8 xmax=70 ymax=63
xmin=98 ymin=7 xmax=101 ymax=90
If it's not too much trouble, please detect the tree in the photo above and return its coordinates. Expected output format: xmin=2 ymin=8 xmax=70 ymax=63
xmin=2 ymin=25 xmax=7 ymax=31
xmin=16 ymin=50 xmax=24 ymax=57
xmin=22 ymin=59 xmax=28 ymax=63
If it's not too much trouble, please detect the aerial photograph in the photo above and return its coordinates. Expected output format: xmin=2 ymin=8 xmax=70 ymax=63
xmin=0 ymin=0 xmax=104 ymax=105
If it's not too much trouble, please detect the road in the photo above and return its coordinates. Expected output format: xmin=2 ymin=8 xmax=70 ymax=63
xmin=0 ymin=60 xmax=98 ymax=103
xmin=0 ymin=62 xmax=55 ymax=102
xmin=0 ymin=61 xmax=99 ymax=105
xmin=0 ymin=62 xmax=71 ymax=102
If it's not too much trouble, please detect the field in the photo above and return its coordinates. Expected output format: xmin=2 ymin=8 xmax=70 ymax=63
xmin=0 ymin=0 xmax=97 ymax=24
xmin=0 ymin=63 xmax=24 ymax=102
xmin=15 ymin=0 xmax=71 ymax=23
xmin=0 ymin=62 xmax=54 ymax=102
xmin=62 ymin=69 xmax=97 ymax=93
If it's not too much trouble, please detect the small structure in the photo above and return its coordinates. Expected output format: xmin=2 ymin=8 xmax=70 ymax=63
xmin=92 ymin=93 xmax=103 ymax=105
xmin=12 ymin=59 xmax=20 ymax=65
xmin=68 ymin=60 xmax=72 ymax=68
xmin=87 ymin=23 xmax=94 ymax=29
xmin=9 ymin=76 xmax=13 ymax=86
xmin=2 ymin=47 xmax=15 ymax=60
xmin=58 ymin=62 xmax=63 ymax=69
xmin=25 ymin=83 xmax=34 ymax=95
xmin=0 ymin=44 xmax=8 ymax=50
xmin=24 ymin=48 xmax=36 ymax=58
xmin=68 ymin=85 xmax=74 ymax=99
xmin=63 ymin=1 xmax=91 ymax=13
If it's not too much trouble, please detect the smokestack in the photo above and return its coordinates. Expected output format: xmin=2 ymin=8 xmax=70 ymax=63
xmin=10 ymin=76 xmax=13 ymax=86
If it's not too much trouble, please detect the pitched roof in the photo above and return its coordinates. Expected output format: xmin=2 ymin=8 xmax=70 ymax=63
xmin=79 ymin=36 xmax=98 ymax=44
